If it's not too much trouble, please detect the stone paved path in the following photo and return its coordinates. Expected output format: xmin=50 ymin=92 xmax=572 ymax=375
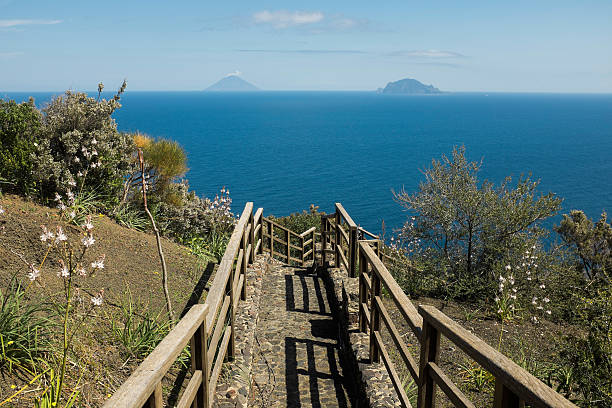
xmin=248 ymin=260 xmax=356 ymax=408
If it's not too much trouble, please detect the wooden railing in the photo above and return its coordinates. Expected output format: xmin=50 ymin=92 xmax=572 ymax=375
xmin=104 ymin=202 xmax=263 ymax=408
xmin=261 ymin=217 xmax=316 ymax=266
xmin=333 ymin=205 xmax=577 ymax=408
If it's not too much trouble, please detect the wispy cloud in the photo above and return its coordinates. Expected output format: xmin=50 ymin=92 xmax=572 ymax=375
xmin=387 ymin=49 xmax=466 ymax=58
xmin=0 ymin=19 xmax=62 ymax=28
xmin=236 ymin=49 xmax=367 ymax=55
xmin=0 ymin=51 xmax=23 ymax=58
xmin=253 ymin=10 xmax=323 ymax=28
xmin=225 ymin=70 xmax=242 ymax=77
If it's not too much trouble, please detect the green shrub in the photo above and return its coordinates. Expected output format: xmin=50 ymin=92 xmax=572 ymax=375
xmin=0 ymin=98 xmax=42 ymax=195
xmin=393 ymin=146 xmax=561 ymax=301
xmin=270 ymin=204 xmax=325 ymax=234
xmin=32 ymin=82 xmax=134 ymax=204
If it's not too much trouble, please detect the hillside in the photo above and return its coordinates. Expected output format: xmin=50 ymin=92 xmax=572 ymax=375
xmin=0 ymin=195 xmax=213 ymax=406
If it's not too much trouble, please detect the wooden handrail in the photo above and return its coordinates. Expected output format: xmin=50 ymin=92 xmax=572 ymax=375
xmin=335 ymin=203 xmax=357 ymax=228
xmin=418 ymin=306 xmax=578 ymax=408
xmin=103 ymin=304 xmax=209 ymax=408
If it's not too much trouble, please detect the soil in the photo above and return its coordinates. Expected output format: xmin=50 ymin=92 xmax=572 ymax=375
xmin=0 ymin=195 xmax=214 ymax=407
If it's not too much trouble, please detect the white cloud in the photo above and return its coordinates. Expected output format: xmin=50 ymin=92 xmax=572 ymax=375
xmin=0 ymin=52 xmax=23 ymax=58
xmin=0 ymin=19 xmax=62 ymax=28
xmin=389 ymin=49 xmax=465 ymax=58
xmin=225 ymin=70 xmax=242 ymax=77
xmin=253 ymin=10 xmax=323 ymax=28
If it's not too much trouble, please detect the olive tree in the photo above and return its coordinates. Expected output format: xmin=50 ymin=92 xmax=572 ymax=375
xmin=393 ymin=146 xmax=561 ymax=299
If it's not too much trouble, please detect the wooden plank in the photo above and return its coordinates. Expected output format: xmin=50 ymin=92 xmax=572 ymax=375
xmin=103 ymin=304 xmax=208 ymax=408
xmin=245 ymin=243 xmax=252 ymax=265
xmin=359 ymin=242 xmax=423 ymax=338
xmin=362 ymin=271 xmax=371 ymax=291
xmin=234 ymin=249 xmax=244 ymax=287
xmin=419 ymin=306 xmax=577 ymax=408
xmin=253 ymin=224 xmax=261 ymax=239
xmin=233 ymin=275 xmax=244 ymax=310
xmin=417 ymin=318 xmax=440 ymax=408
xmin=335 ymin=203 xmax=357 ymax=227
xmin=206 ymin=203 xmax=252 ymax=333
xmin=255 ymin=239 xmax=261 ymax=254
xmin=374 ymin=331 xmax=414 ymax=408
xmin=272 ymin=250 xmax=289 ymax=261
xmin=375 ymin=296 xmax=419 ymax=382
xmin=303 ymin=248 xmax=313 ymax=258
xmin=359 ymin=302 xmax=371 ymax=328
xmin=303 ymin=238 xmax=313 ymax=247
xmin=337 ymin=224 xmax=349 ymax=243
xmin=175 ymin=370 xmax=202 ymax=408
xmin=209 ymin=327 xmax=232 ymax=396
xmin=359 ymin=226 xmax=379 ymax=239
xmin=207 ymin=296 xmax=230 ymax=369
xmin=495 ymin=380 xmax=525 ymax=408
xmin=428 ymin=362 xmax=475 ymax=408
xmin=336 ymin=244 xmax=349 ymax=269
xmin=145 ymin=381 xmax=163 ymax=408
xmin=253 ymin=207 xmax=263 ymax=227
xmin=299 ymin=226 xmax=316 ymax=238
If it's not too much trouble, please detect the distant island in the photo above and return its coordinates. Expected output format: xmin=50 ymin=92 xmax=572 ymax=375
xmin=378 ymin=78 xmax=442 ymax=94
xmin=205 ymin=75 xmax=260 ymax=92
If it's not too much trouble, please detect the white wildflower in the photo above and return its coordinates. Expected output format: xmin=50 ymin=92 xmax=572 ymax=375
xmin=82 ymin=215 xmax=94 ymax=231
xmin=40 ymin=226 xmax=54 ymax=242
xmin=505 ymin=265 xmax=511 ymax=271
xmin=54 ymin=193 xmax=62 ymax=202
xmin=0 ymin=206 xmax=4 ymax=215
xmin=77 ymin=267 xmax=87 ymax=276
xmin=91 ymin=138 xmax=97 ymax=145
xmin=91 ymin=255 xmax=105 ymax=270
xmin=67 ymin=180 xmax=76 ymax=187
xmin=532 ymin=297 xmax=538 ymax=305
xmin=57 ymin=202 xmax=67 ymax=211
xmin=28 ymin=265 xmax=41 ymax=281
xmin=58 ymin=260 xmax=69 ymax=278
xmin=81 ymin=235 xmax=95 ymax=248
xmin=91 ymin=290 xmax=104 ymax=306
xmin=55 ymin=226 xmax=67 ymax=243
xmin=68 ymin=211 xmax=76 ymax=219
xmin=543 ymin=297 xmax=550 ymax=303
xmin=539 ymin=283 xmax=546 ymax=289
xmin=546 ymin=310 xmax=551 ymax=315
xmin=494 ymin=296 xmax=500 ymax=303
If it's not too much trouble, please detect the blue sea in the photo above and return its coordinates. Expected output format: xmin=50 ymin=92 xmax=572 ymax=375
xmin=4 ymin=91 xmax=612 ymax=234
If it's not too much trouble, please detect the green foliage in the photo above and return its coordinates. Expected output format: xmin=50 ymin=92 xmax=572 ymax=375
xmin=0 ymin=280 xmax=51 ymax=374
xmin=270 ymin=204 xmax=325 ymax=234
xmin=32 ymin=82 xmax=135 ymax=203
xmin=554 ymin=211 xmax=612 ymax=407
xmin=458 ymin=360 xmax=495 ymax=392
xmin=0 ymin=98 xmax=42 ymax=195
xmin=34 ymin=368 xmax=80 ymax=408
xmin=186 ymin=231 xmax=230 ymax=263
xmin=393 ymin=146 xmax=561 ymax=300
xmin=111 ymin=289 xmax=171 ymax=360
xmin=113 ymin=204 xmax=149 ymax=231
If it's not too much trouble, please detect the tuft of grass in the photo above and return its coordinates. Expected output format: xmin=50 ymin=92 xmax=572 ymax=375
xmin=0 ymin=280 xmax=52 ymax=374
xmin=34 ymin=368 xmax=81 ymax=408
xmin=110 ymin=288 xmax=171 ymax=360
xmin=113 ymin=204 xmax=149 ymax=231
xmin=187 ymin=231 xmax=229 ymax=263
xmin=401 ymin=375 xmax=418 ymax=406
xmin=458 ymin=360 xmax=495 ymax=392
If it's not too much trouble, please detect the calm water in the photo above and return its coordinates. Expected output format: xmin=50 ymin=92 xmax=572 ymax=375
xmin=5 ymin=91 xmax=612 ymax=233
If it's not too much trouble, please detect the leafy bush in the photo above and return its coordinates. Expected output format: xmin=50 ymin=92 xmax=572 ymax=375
xmin=555 ymin=211 xmax=612 ymax=407
xmin=0 ymin=280 xmax=51 ymax=373
xmin=393 ymin=146 xmax=561 ymax=300
xmin=0 ymin=98 xmax=42 ymax=195
xmin=32 ymin=82 xmax=135 ymax=204
xmin=270 ymin=204 xmax=325 ymax=234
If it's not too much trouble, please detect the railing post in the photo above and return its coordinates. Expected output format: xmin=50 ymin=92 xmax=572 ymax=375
xmin=369 ymin=269 xmax=381 ymax=363
xmin=417 ymin=315 xmax=441 ymax=408
xmin=494 ymin=381 xmax=523 ymax=408
xmin=228 ymin=251 xmax=236 ymax=361
xmin=311 ymin=230 xmax=316 ymax=262
xmin=241 ymin=224 xmax=248 ymax=301
xmin=258 ymin=214 xmax=264 ymax=254
xmin=270 ymin=221 xmax=274 ymax=258
xmin=301 ymin=235 xmax=306 ymax=266
xmin=145 ymin=382 xmax=163 ymax=407
xmin=358 ymin=246 xmax=368 ymax=333
xmin=320 ymin=215 xmax=326 ymax=267
xmin=349 ymin=226 xmax=357 ymax=277
xmin=335 ymin=210 xmax=341 ymax=268
xmin=191 ymin=313 xmax=209 ymax=408
xmin=249 ymin=211 xmax=255 ymax=264
xmin=286 ymin=229 xmax=290 ymax=264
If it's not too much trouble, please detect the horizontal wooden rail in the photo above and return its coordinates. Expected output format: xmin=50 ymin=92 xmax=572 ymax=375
xmin=105 ymin=202 xmax=261 ymax=408
xmin=418 ymin=306 xmax=578 ymax=408
xmin=103 ymin=304 xmax=209 ymax=408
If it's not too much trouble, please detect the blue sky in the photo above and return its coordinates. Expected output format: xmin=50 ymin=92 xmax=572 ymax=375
xmin=1 ymin=0 xmax=611 ymax=92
